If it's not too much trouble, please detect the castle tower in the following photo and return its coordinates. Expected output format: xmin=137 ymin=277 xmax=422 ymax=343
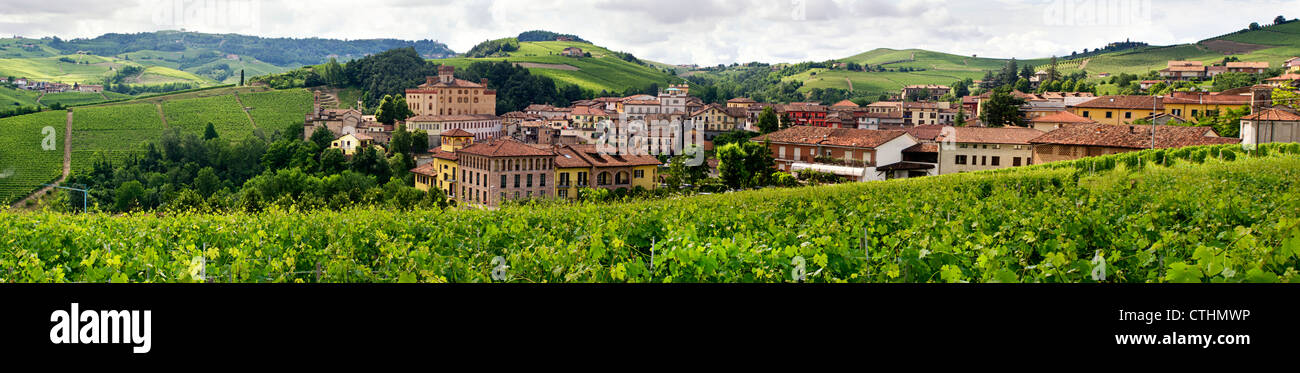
xmin=1251 ymin=85 xmax=1273 ymax=113
xmin=439 ymin=65 xmax=455 ymax=84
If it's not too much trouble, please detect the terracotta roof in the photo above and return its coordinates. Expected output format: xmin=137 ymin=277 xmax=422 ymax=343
xmin=1242 ymin=108 xmax=1300 ymax=121
xmin=1163 ymin=65 xmax=1206 ymax=73
xmin=411 ymin=78 xmax=488 ymax=90
xmin=1030 ymin=111 xmax=1096 ymax=124
xmin=428 ymin=148 xmax=459 ymax=161
xmin=350 ymin=133 xmax=374 ymax=141
xmin=502 ymin=111 xmax=529 ymax=118
xmin=936 ymin=126 xmax=1044 ymax=145
xmin=752 ymin=126 xmax=908 ymax=148
xmin=904 ymin=143 xmax=939 ymax=153
xmin=1073 ymin=95 xmax=1164 ymax=110
xmin=1030 ymin=124 xmax=1238 ymax=149
xmin=411 ymin=162 xmax=438 ymax=176
xmin=1265 ymin=74 xmax=1300 ymax=81
xmin=555 ymin=145 xmax=661 ymax=168
xmin=867 ymin=101 xmax=902 ymax=107
xmin=727 ymin=97 xmax=757 ymax=103
xmin=1227 ymin=61 xmax=1269 ymax=69
xmin=441 ymin=128 xmax=474 ymax=137
xmin=903 ymin=85 xmax=950 ymax=90
xmin=570 ymin=106 xmax=608 ymax=116
xmin=458 ymin=138 xmax=555 ymax=157
xmin=624 ymin=99 xmax=661 ymax=106
xmin=832 ymin=99 xmax=860 ymax=108
xmin=1168 ymin=60 xmax=1204 ymax=68
xmin=904 ymin=125 xmax=947 ymax=141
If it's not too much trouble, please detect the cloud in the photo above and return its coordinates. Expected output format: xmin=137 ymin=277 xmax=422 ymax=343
xmin=0 ymin=0 xmax=1297 ymax=66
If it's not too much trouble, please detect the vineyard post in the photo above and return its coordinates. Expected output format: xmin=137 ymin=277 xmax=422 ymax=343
xmin=315 ymin=262 xmax=322 ymax=283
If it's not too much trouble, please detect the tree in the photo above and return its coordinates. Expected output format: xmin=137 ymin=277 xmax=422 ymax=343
xmin=757 ymin=106 xmax=780 ymax=133
xmin=389 ymin=124 xmax=413 ymax=155
xmin=239 ymin=70 xmax=244 ymax=86
xmin=954 ymin=108 xmax=966 ymax=127
xmin=195 ymin=167 xmax=220 ymax=197
xmin=1212 ymin=72 xmax=1257 ymax=92
xmin=203 ymin=122 xmax=219 ymax=140
xmin=1020 ymin=64 xmax=1035 ymax=80
xmin=999 ymin=58 xmax=1019 ymax=87
xmin=309 ymin=126 xmax=335 ymax=149
xmin=717 ymin=141 xmax=774 ymax=189
xmin=664 ymin=155 xmax=708 ymax=189
xmin=319 ymin=148 xmax=347 ymax=175
xmin=978 ymin=88 xmax=1028 ymax=127
xmin=114 ymin=181 xmax=145 ymax=212
xmin=1014 ymin=78 xmax=1031 ymax=93
xmin=953 ymin=80 xmax=971 ymax=98
xmin=1249 ymin=22 xmax=1262 ymax=31
xmin=410 ymin=130 xmax=429 ymax=153
xmin=1276 ymin=15 xmax=1289 ymax=25
xmin=1046 ymin=56 xmax=1061 ymax=82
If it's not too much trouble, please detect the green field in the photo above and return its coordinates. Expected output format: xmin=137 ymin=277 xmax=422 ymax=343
xmin=70 ymin=104 xmax=166 ymax=173
xmin=162 ymin=94 xmax=256 ymax=139
xmin=0 ymin=53 xmax=213 ymax=86
xmin=0 ymin=86 xmax=41 ymax=107
xmin=239 ymin=89 xmax=313 ymax=130
xmin=2 ymin=144 xmax=1298 ymax=283
xmin=37 ymin=91 xmax=131 ymax=107
xmin=0 ymin=110 xmax=66 ymax=205
xmin=438 ymin=41 xmax=682 ymax=93
xmin=0 ymin=38 xmax=60 ymax=58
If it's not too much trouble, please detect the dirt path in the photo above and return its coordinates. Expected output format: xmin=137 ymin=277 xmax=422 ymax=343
xmin=35 ymin=92 xmax=45 ymax=105
xmin=233 ymin=92 xmax=259 ymax=129
xmin=98 ymin=91 xmax=108 ymax=100
xmin=11 ymin=111 xmax=73 ymax=209
xmin=845 ymin=78 xmax=854 ymax=92
xmin=1078 ymin=58 xmax=1091 ymax=70
xmin=156 ymin=103 xmax=169 ymax=128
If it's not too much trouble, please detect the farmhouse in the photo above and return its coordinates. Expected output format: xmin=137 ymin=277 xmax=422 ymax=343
xmin=1264 ymin=73 xmax=1300 ymax=88
xmin=936 ymin=126 xmax=1044 ymax=174
xmin=330 ymin=133 xmax=381 ymax=156
xmin=1159 ymin=61 xmax=1206 ymax=81
xmin=1028 ymin=111 xmax=1096 ymax=132
xmin=1226 ymin=61 xmax=1269 ymax=74
xmin=1069 ymin=95 xmax=1163 ymax=125
xmin=1030 ymin=124 xmax=1238 ymax=163
xmin=1240 ymin=107 xmax=1300 ymax=146
xmin=561 ymin=47 xmax=584 ymax=57
xmin=752 ymin=126 xmax=925 ymax=181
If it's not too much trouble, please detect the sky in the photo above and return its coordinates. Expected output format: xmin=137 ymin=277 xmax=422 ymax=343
xmin=0 ymin=0 xmax=1295 ymax=65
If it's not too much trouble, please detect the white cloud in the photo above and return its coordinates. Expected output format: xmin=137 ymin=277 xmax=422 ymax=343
xmin=0 ymin=0 xmax=1296 ymax=65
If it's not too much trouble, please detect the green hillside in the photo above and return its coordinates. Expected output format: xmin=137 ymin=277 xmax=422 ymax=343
xmin=438 ymin=40 xmax=682 ymax=93
xmin=0 ymin=53 xmax=212 ymax=86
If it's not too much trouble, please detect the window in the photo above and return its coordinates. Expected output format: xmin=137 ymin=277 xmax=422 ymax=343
xmin=1082 ymin=111 xmax=1090 ymax=118
xmin=955 ymin=155 xmax=967 ymax=165
xmin=559 ymin=173 xmax=570 ymax=186
xmin=527 ymin=174 xmax=533 ymax=188
xmin=981 ymin=156 xmax=988 ymax=166
xmin=501 ymin=175 xmax=507 ymax=188
xmin=559 ymin=190 xmax=568 ymax=198
xmin=634 ymin=170 xmax=645 ymax=179
xmin=578 ymin=172 xmax=588 ymax=186
xmin=991 ymin=157 xmax=1001 ymax=166
xmin=540 ymin=174 xmax=547 ymax=187
xmin=1105 ymin=111 xmax=1113 ymax=119
xmin=1013 ymin=157 xmax=1022 ymax=167
xmin=1125 ymin=112 xmax=1132 ymax=119
xmin=514 ymin=174 xmax=520 ymax=188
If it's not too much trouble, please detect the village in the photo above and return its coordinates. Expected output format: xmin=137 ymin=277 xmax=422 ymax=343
xmin=295 ymin=56 xmax=1300 ymax=208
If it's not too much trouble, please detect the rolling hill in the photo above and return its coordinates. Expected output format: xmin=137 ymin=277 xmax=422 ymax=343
xmin=698 ymin=20 xmax=1300 ymax=96
xmin=437 ymin=39 xmax=683 ymax=93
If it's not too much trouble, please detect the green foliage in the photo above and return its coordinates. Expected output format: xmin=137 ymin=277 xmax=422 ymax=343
xmin=978 ymin=87 xmax=1028 ymax=127
xmin=465 ymin=38 xmax=521 ymax=58
xmin=717 ymin=141 xmax=775 ymax=189
xmin=0 ymin=110 xmax=66 ymax=204
xmin=757 ymin=107 xmax=779 ymax=134
xmin=4 ymin=147 xmax=1298 ymax=283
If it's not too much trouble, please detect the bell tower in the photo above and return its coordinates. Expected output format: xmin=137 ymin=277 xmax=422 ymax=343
xmin=1251 ymin=85 xmax=1273 ymax=113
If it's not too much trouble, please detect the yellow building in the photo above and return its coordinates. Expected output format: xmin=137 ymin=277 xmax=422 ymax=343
xmin=690 ymin=104 xmax=739 ymax=133
xmin=411 ymin=129 xmax=475 ymax=199
xmin=405 ymin=65 xmax=497 ymax=117
xmin=1161 ymin=92 xmax=1251 ymax=119
xmin=330 ymin=133 xmax=380 ymax=156
xmin=726 ymin=97 xmax=757 ymax=109
xmin=1069 ymin=96 xmax=1163 ymax=125
xmin=552 ymin=145 xmax=660 ymax=199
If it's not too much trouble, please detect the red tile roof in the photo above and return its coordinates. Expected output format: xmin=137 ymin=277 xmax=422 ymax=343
xmin=1162 ymin=92 xmax=1251 ymax=105
xmin=903 ymin=125 xmax=947 ymax=141
xmin=554 ymin=145 xmax=661 ymax=168
xmin=1241 ymin=108 xmax=1300 ymax=121
xmin=1031 ymin=124 xmax=1238 ymax=149
xmin=832 ymin=99 xmax=860 ymax=108
xmin=1227 ymin=61 xmax=1269 ymax=69
xmin=1264 ymin=74 xmax=1300 ymax=82
xmin=727 ymin=97 xmax=757 ymax=103
xmin=408 ymin=114 xmax=500 ymax=122
xmin=458 ymin=138 xmax=555 ymax=157
xmin=936 ymin=126 xmax=1045 ymax=145
xmin=752 ymin=126 xmax=908 ymax=148
xmin=411 ymin=162 xmax=438 ymax=176
xmin=1030 ymin=111 xmax=1096 ymax=124
xmin=428 ymin=148 xmax=459 ymax=161
xmin=441 ymin=128 xmax=474 ymax=137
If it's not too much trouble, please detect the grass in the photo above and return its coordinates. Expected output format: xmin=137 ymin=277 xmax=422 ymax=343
xmin=0 ymin=110 xmax=66 ymax=205
xmin=0 ymin=86 xmax=41 ymax=107
xmin=38 ymin=91 xmax=118 ymax=107
xmin=437 ymin=41 xmax=682 ymax=93
xmin=69 ymin=104 xmax=166 ymax=173
xmin=0 ymin=54 xmax=213 ymax=86
xmin=161 ymin=94 xmax=256 ymax=139
xmin=239 ymin=89 xmax=314 ymax=131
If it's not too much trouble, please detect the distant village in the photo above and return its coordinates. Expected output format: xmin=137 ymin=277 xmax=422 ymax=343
xmin=301 ymin=57 xmax=1300 ymax=208
xmin=1 ymin=76 xmax=102 ymax=94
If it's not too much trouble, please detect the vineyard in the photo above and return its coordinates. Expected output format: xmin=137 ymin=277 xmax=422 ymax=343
xmin=70 ymin=103 xmax=166 ymax=173
xmin=0 ymin=111 xmax=65 ymax=205
xmin=238 ymin=89 xmax=313 ymax=131
xmin=161 ymin=95 xmax=256 ymax=139
xmin=2 ymin=143 xmax=1298 ymax=283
